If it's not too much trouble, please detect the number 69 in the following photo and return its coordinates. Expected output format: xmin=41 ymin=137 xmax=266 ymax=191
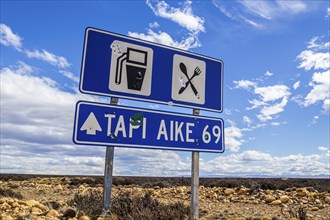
xmin=202 ymin=125 xmax=221 ymax=144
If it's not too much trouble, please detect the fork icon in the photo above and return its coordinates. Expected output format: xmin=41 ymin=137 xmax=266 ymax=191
xmin=178 ymin=63 xmax=202 ymax=99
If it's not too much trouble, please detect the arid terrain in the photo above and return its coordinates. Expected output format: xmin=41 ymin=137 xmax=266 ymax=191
xmin=0 ymin=174 xmax=329 ymax=220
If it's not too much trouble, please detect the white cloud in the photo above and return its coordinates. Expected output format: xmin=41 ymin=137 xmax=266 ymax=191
xmin=63 ymin=156 xmax=103 ymax=167
xmin=257 ymin=96 xmax=288 ymax=121
xmin=223 ymin=108 xmax=232 ymax=115
xmin=233 ymin=79 xmax=256 ymax=90
xmin=241 ymin=122 xmax=267 ymax=132
xmin=297 ymin=36 xmax=329 ymax=71
xmin=0 ymin=23 xmax=22 ymax=50
xmin=1 ymin=23 xmax=74 ymax=83
xmin=1 ymin=137 xmax=190 ymax=176
xmin=0 ymin=62 xmax=100 ymax=146
xmin=327 ymin=7 xmax=330 ymax=18
xmin=130 ymin=0 xmax=204 ymax=51
xmin=114 ymin=148 xmax=190 ymax=176
xmin=242 ymin=116 xmax=252 ymax=125
xmin=25 ymin=49 xmax=71 ymax=69
xmin=203 ymin=149 xmax=329 ymax=177
xmin=265 ymin=70 xmax=273 ymax=77
xmin=271 ymin=122 xmax=280 ymax=126
xmin=242 ymin=18 xmax=263 ymax=29
xmin=318 ymin=146 xmax=328 ymax=151
xmin=307 ymin=36 xmax=330 ymax=50
xmin=239 ymin=0 xmax=275 ymax=20
xmin=146 ymin=0 xmax=205 ymax=34
xmin=250 ymin=85 xmax=290 ymax=122
xmin=293 ymin=80 xmax=300 ymax=90
xmin=234 ymin=78 xmax=291 ymax=122
xmin=1 ymin=139 xmax=185 ymax=176
xmin=297 ymin=50 xmax=329 ymax=71
xmin=310 ymin=115 xmax=320 ymax=125
xmin=213 ymin=0 xmax=309 ymax=29
xmin=254 ymin=85 xmax=291 ymax=102
xmin=291 ymin=94 xmax=303 ymax=104
xmin=296 ymin=36 xmax=330 ymax=114
xmin=246 ymin=99 xmax=268 ymax=110
xmin=59 ymin=70 xmax=79 ymax=83
xmin=224 ymin=121 xmax=244 ymax=152
xmin=240 ymin=150 xmax=273 ymax=162
xmin=303 ymin=70 xmax=330 ymax=108
xmin=212 ymin=0 xmax=262 ymax=28
xmin=128 ymin=29 xmax=200 ymax=50
xmin=323 ymin=99 xmax=330 ymax=114
xmin=252 ymin=85 xmax=290 ymax=121
xmin=239 ymin=0 xmax=307 ymax=20
xmin=149 ymin=21 xmax=160 ymax=28
xmin=4 ymin=145 xmax=329 ymax=177
xmin=211 ymin=1 xmax=237 ymax=21
xmin=276 ymin=1 xmax=307 ymax=14
xmin=0 ymin=148 xmax=106 ymax=175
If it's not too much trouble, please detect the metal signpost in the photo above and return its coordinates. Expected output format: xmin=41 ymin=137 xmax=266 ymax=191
xmin=191 ymin=151 xmax=199 ymax=219
xmin=102 ymin=98 xmax=118 ymax=214
xmin=103 ymin=145 xmax=114 ymax=214
xmin=74 ymin=27 xmax=224 ymax=219
xmin=191 ymin=109 xmax=200 ymax=219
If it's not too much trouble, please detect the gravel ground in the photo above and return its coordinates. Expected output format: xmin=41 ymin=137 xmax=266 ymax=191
xmin=0 ymin=175 xmax=329 ymax=220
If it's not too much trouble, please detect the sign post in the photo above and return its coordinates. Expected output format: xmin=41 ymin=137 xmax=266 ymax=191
xmin=103 ymin=146 xmax=114 ymax=214
xmin=191 ymin=151 xmax=199 ymax=219
xmin=102 ymin=98 xmax=118 ymax=214
xmin=191 ymin=109 xmax=200 ymax=219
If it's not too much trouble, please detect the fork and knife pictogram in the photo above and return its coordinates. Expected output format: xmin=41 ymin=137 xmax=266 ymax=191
xmin=178 ymin=62 xmax=201 ymax=99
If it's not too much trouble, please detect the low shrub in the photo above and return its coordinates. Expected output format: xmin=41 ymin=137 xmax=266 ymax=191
xmin=111 ymin=192 xmax=190 ymax=220
xmin=297 ymin=207 xmax=307 ymax=220
xmin=69 ymin=190 xmax=190 ymax=220
xmin=0 ymin=188 xmax=23 ymax=199
xmin=288 ymin=206 xmax=308 ymax=220
xmin=68 ymin=189 xmax=103 ymax=218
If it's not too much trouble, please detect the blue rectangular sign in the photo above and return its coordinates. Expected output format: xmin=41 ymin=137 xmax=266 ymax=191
xmin=80 ymin=27 xmax=224 ymax=112
xmin=73 ymin=101 xmax=224 ymax=153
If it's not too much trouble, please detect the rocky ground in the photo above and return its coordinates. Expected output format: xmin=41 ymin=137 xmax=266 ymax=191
xmin=0 ymin=175 xmax=329 ymax=220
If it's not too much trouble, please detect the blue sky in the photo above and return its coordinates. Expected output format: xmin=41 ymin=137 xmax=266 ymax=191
xmin=1 ymin=0 xmax=329 ymax=177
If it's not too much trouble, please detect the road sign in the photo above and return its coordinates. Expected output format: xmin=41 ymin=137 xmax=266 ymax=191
xmin=73 ymin=101 xmax=224 ymax=153
xmin=80 ymin=27 xmax=224 ymax=112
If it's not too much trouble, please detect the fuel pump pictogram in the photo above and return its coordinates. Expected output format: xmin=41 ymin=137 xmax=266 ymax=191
xmin=109 ymin=40 xmax=153 ymax=96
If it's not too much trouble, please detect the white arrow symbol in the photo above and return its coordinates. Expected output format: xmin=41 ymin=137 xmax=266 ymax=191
xmin=80 ymin=112 xmax=102 ymax=135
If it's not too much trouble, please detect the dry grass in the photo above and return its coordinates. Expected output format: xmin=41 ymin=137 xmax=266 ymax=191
xmin=0 ymin=187 xmax=24 ymax=199
xmin=68 ymin=190 xmax=190 ymax=220
xmin=111 ymin=192 xmax=189 ymax=220
xmin=68 ymin=189 xmax=103 ymax=218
